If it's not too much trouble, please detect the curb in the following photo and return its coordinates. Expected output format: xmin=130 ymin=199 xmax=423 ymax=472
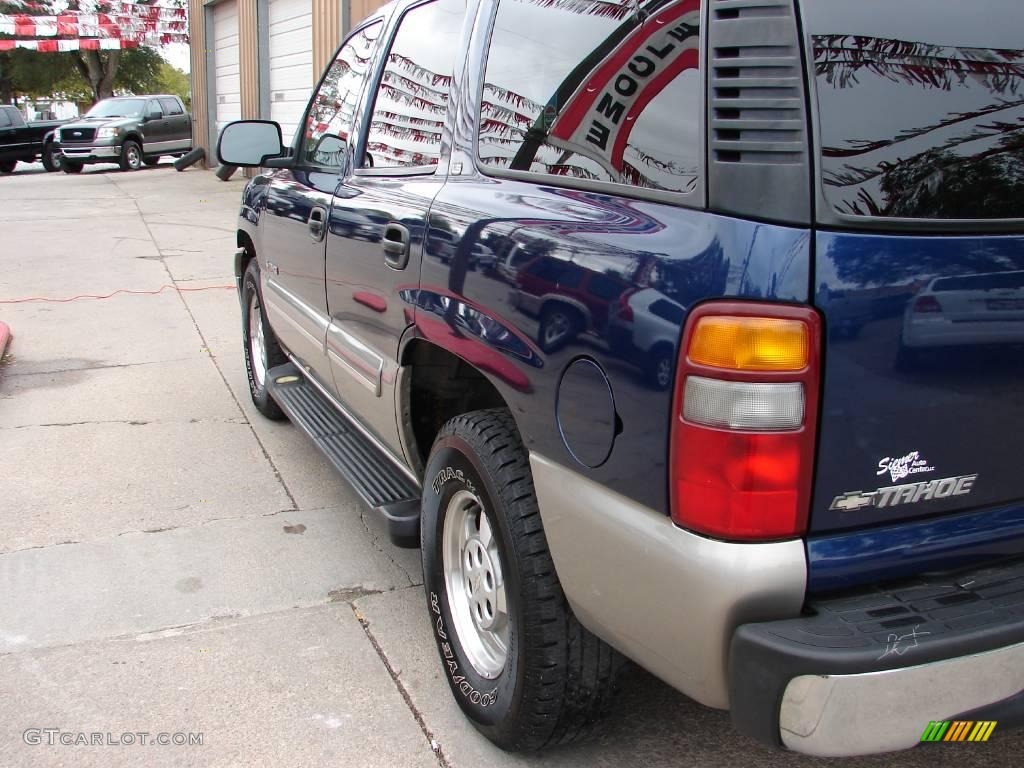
xmin=0 ymin=321 xmax=11 ymax=359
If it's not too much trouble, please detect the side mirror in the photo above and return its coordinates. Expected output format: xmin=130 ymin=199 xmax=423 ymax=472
xmin=311 ymin=134 xmax=346 ymax=167
xmin=217 ymin=120 xmax=285 ymax=167
xmin=145 ymin=111 xmax=162 ymax=122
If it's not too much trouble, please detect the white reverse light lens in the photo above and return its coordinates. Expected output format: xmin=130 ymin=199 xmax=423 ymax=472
xmin=683 ymin=376 xmax=804 ymax=431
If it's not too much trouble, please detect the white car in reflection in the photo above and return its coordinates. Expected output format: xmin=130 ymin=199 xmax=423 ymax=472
xmin=901 ymin=270 xmax=1024 ymax=355
xmin=608 ymin=287 xmax=686 ymax=390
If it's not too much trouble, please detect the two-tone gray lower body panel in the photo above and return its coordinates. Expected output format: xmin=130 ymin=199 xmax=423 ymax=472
xmin=529 ymin=453 xmax=806 ymax=709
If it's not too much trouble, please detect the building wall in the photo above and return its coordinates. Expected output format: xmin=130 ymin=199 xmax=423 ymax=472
xmin=189 ymin=0 xmax=390 ymax=165
xmin=311 ymin=0 xmax=343 ymax=78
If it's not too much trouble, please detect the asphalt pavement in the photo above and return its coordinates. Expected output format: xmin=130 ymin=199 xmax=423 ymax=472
xmin=1 ymin=162 xmax=1021 ymax=767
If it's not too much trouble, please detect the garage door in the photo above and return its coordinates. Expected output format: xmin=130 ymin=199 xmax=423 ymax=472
xmin=213 ymin=1 xmax=241 ymax=134
xmin=269 ymin=0 xmax=314 ymax=145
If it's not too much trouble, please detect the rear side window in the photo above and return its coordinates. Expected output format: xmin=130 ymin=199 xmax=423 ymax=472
xmin=557 ymin=265 xmax=585 ymax=289
xmin=805 ymin=1 xmax=1024 ymax=221
xmin=651 ymin=298 xmax=684 ymax=324
xmin=0 ymin=109 xmax=10 ymax=128
xmin=525 ymin=257 xmax=563 ymax=282
xmin=160 ymin=98 xmax=184 ymax=115
xmin=361 ymin=0 xmax=466 ymax=169
xmin=588 ymin=274 xmax=625 ymax=301
xmin=477 ymin=0 xmax=703 ymax=197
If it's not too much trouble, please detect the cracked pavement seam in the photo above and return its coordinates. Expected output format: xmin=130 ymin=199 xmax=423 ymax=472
xmin=352 ymin=601 xmax=451 ymax=768
xmin=359 ymin=507 xmax=418 ymax=586
xmin=0 ymin=508 xmax=304 ymax=555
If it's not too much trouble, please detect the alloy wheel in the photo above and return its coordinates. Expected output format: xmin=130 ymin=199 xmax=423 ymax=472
xmin=442 ymin=489 xmax=509 ymax=678
xmin=248 ymin=292 xmax=268 ymax=388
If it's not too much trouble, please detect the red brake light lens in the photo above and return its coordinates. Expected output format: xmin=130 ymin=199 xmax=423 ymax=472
xmin=673 ymin=429 xmax=805 ymax=539
xmin=670 ymin=303 xmax=822 ymax=541
xmin=913 ymin=295 xmax=943 ymax=314
xmin=615 ymin=288 xmax=637 ymax=321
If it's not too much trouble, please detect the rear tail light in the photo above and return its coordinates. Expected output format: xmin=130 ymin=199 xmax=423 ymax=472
xmin=913 ymin=295 xmax=943 ymax=314
xmin=614 ymin=288 xmax=637 ymax=322
xmin=688 ymin=316 xmax=808 ymax=371
xmin=683 ymin=378 xmax=804 ymax=431
xmin=670 ymin=303 xmax=821 ymax=541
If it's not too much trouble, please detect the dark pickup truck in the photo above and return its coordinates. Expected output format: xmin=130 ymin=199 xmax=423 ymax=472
xmin=55 ymin=94 xmax=192 ymax=173
xmin=0 ymin=105 xmax=66 ymax=173
xmin=218 ymin=0 xmax=1024 ymax=757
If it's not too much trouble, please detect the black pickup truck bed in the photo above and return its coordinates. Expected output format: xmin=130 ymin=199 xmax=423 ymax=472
xmin=0 ymin=105 xmax=66 ymax=173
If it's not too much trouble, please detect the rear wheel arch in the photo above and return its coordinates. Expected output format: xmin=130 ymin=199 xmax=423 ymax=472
xmin=398 ymin=338 xmax=512 ymax=477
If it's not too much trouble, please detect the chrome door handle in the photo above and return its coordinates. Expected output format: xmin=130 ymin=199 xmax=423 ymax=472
xmin=308 ymin=206 xmax=328 ymax=243
xmin=382 ymin=222 xmax=411 ymax=270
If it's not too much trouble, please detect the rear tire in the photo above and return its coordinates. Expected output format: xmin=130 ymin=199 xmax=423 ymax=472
xmin=41 ymin=142 xmax=62 ymax=172
xmin=119 ymin=140 xmax=143 ymax=171
xmin=241 ymin=259 xmax=288 ymax=420
xmin=538 ymin=304 xmax=582 ymax=353
xmin=646 ymin=345 xmax=675 ymax=391
xmin=422 ymin=409 xmax=623 ymax=751
xmin=62 ymin=160 xmax=83 ymax=174
xmin=0 ymin=160 xmax=16 ymax=174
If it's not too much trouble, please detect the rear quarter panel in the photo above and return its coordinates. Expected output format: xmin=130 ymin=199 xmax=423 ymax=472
xmin=419 ymin=177 xmax=811 ymax=512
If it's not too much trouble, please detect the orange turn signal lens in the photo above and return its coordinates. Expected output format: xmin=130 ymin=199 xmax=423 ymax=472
xmin=688 ymin=316 xmax=808 ymax=372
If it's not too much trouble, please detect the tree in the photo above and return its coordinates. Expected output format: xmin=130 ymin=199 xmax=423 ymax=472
xmin=155 ymin=60 xmax=189 ymax=109
xmin=0 ymin=49 xmax=80 ymax=103
xmin=0 ymin=47 xmax=167 ymax=104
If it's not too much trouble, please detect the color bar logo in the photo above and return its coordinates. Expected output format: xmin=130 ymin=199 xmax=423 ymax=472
xmin=921 ymin=721 xmax=997 ymax=742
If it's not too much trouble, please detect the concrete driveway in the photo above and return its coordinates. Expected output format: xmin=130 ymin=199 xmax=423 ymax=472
xmin=1 ymin=166 xmax=1021 ymax=767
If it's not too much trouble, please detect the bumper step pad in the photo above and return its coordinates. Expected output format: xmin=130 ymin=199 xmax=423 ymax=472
xmin=266 ymin=363 xmax=421 ymax=547
xmin=730 ymin=558 xmax=1024 ymax=752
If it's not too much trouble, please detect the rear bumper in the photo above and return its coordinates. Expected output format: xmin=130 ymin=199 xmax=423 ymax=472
xmin=902 ymin=317 xmax=1024 ymax=347
xmin=730 ymin=559 xmax=1024 ymax=756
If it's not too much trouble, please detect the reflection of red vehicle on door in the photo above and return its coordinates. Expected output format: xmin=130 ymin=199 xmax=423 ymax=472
xmin=510 ymin=256 xmax=630 ymax=352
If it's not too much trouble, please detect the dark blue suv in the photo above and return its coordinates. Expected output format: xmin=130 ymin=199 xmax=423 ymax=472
xmin=218 ymin=0 xmax=1024 ymax=756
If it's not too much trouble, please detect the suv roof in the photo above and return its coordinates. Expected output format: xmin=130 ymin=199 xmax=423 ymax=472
xmin=101 ymin=95 xmax=181 ymax=101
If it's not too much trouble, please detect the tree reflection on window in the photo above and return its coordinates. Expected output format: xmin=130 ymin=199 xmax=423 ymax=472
xmin=814 ymin=34 xmax=1024 ymax=219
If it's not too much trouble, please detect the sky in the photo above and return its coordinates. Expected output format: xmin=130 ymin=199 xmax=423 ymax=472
xmin=163 ymin=42 xmax=190 ymax=73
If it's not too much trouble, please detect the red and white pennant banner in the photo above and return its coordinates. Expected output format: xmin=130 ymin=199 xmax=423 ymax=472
xmin=0 ymin=13 xmax=188 ymax=36
xmin=0 ymin=37 xmax=140 ymax=50
xmin=3 ymin=0 xmax=186 ymax=14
